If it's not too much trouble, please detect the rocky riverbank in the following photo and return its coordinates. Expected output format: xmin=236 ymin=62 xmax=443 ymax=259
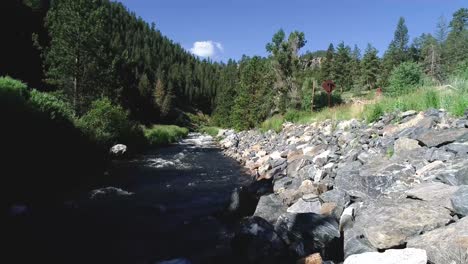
xmin=218 ymin=108 xmax=468 ymax=264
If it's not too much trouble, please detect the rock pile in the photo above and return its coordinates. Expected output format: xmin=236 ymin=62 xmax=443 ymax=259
xmin=219 ymin=109 xmax=468 ymax=264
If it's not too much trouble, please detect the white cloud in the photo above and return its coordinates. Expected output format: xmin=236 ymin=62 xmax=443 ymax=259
xmin=190 ymin=41 xmax=224 ymax=57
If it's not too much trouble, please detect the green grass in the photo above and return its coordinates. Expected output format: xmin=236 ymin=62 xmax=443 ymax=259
xmin=144 ymin=125 xmax=189 ymax=146
xmin=198 ymin=126 xmax=220 ymax=137
xmin=260 ymin=114 xmax=284 ymax=133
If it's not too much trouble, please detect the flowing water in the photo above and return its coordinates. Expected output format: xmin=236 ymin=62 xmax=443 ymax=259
xmin=7 ymin=133 xmax=252 ymax=264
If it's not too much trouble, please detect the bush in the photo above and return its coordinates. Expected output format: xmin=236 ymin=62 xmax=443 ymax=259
xmin=363 ymin=103 xmax=384 ymax=123
xmin=260 ymin=115 xmax=284 ymax=133
xmin=388 ymin=62 xmax=424 ymax=95
xmin=78 ymin=97 xmax=145 ymax=147
xmin=29 ymin=89 xmax=75 ymax=121
xmin=0 ymin=76 xmax=28 ymax=107
xmin=199 ymin=126 xmax=220 ymax=137
xmin=144 ymin=125 xmax=189 ymax=146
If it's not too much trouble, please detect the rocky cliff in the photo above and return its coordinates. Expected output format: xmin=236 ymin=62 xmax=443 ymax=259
xmin=219 ymin=108 xmax=468 ymax=264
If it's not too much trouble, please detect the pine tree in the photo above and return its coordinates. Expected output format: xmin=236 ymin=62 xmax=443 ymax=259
xmin=334 ymin=42 xmax=352 ymax=93
xmin=444 ymin=8 xmax=468 ymax=73
xmin=360 ymin=44 xmax=380 ymax=90
xmin=351 ymin=45 xmax=362 ymax=90
xmin=320 ymin=43 xmax=335 ymax=82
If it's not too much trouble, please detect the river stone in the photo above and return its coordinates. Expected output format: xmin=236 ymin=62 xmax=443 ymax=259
xmin=232 ymin=216 xmax=288 ymax=264
xmin=406 ymin=182 xmax=459 ymax=210
xmin=347 ymin=198 xmax=452 ymax=250
xmin=287 ymin=197 xmax=321 ymax=214
xmin=320 ymin=189 xmax=350 ymax=208
xmin=393 ymin=137 xmax=421 ymax=155
xmin=431 ymin=158 xmax=468 ymax=185
xmin=407 ymin=217 xmax=468 ymax=264
xmin=275 ymin=213 xmax=340 ymax=258
xmin=415 ymin=128 xmax=468 ymax=147
xmin=446 ymin=142 xmax=468 ymax=156
xmin=254 ymin=194 xmax=287 ymax=224
xmin=343 ymin=248 xmax=427 ymax=264
xmin=274 ymin=177 xmax=301 ymax=193
xmin=451 ymin=185 xmax=468 ymax=216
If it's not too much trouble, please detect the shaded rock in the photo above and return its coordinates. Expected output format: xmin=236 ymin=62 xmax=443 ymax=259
xmin=275 ymin=213 xmax=340 ymax=258
xmin=393 ymin=137 xmax=421 ymax=155
xmin=287 ymin=197 xmax=321 ymax=214
xmin=406 ymin=182 xmax=459 ymax=210
xmin=227 ymin=186 xmax=258 ymax=217
xmin=451 ymin=185 xmax=468 ymax=216
xmin=343 ymin=248 xmax=427 ymax=264
xmin=407 ymin=217 xmax=468 ymax=264
xmin=428 ymin=149 xmax=455 ymax=162
xmin=400 ymin=110 xmax=417 ymax=119
xmin=253 ymin=194 xmax=287 ymax=224
xmin=232 ymin=216 xmax=288 ymax=264
xmin=446 ymin=142 xmax=468 ymax=156
xmin=416 ymin=128 xmax=468 ymax=147
xmin=345 ymin=199 xmax=452 ymax=252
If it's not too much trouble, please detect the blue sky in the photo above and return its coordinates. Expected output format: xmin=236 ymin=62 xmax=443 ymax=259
xmin=117 ymin=0 xmax=466 ymax=61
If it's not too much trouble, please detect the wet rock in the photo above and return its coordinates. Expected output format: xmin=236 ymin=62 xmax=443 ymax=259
xmin=406 ymin=182 xmax=459 ymax=210
xmin=415 ymin=128 xmax=468 ymax=147
xmin=110 ymin=144 xmax=127 ymax=157
xmin=345 ymin=198 xmax=452 ymax=253
xmin=275 ymin=213 xmax=340 ymax=258
xmin=232 ymin=216 xmax=288 ymax=264
xmin=407 ymin=217 xmax=468 ymax=264
xmin=254 ymin=194 xmax=287 ymax=224
xmin=89 ymin=187 xmax=134 ymax=200
xmin=343 ymin=248 xmax=427 ymax=264
xmin=451 ymin=185 xmax=468 ymax=216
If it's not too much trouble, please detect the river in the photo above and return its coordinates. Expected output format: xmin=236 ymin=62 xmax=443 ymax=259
xmin=7 ymin=133 xmax=252 ymax=264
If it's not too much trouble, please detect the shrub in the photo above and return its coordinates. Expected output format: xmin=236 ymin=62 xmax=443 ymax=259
xmin=144 ymin=125 xmax=189 ymax=146
xmin=387 ymin=62 xmax=424 ymax=95
xmin=363 ymin=103 xmax=384 ymax=123
xmin=78 ymin=97 xmax=144 ymax=147
xmin=260 ymin=115 xmax=284 ymax=133
xmin=199 ymin=126 xmax=220 ymax=137
xmin=0 ymin=76 xmax=29 ymax=107
xmin=29 ymin=89 xmax=75 ymax=121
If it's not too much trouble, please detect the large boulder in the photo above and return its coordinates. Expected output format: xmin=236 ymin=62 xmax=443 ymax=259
xmin=415 ymin=128 xmax=468 ymax=147
xmin=344 ymin=198 xmax=452 ymax=256
xmin=231 ymin=216 xmax=289 ymax=264
xmin=253 ymin=194 xmax=287 ymax=224
xmin=275 ymin=213 xmax=340 ymax=259
xmin=407 ymin=217 xmax=468 ymax=264
xmin=429 ymin=158 xmax=468 ymax=185
xmin=393 ymin=137 xmax=421 ymax=155
xmin=343 ymin=248 xmax=427 ymax=264
xmin=406 ymin=182 xmax=459 ymax=210
xmin=451 ymin=185 xmax=468 ymax=216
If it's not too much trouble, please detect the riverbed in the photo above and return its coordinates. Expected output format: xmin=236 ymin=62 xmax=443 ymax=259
xmin=6 ymin=133 xmax=252 ymax=264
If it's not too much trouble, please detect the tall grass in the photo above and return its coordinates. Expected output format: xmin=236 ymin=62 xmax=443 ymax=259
xmin=144 ymin=125 xmax=189 ymax=146
xmin=199 ymin=126 xmax=220 ymax=137
xmin=260 ymin=114 xmax=284 ymax=133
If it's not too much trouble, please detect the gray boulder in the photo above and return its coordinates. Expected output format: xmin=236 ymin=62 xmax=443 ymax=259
xmin=253 ymin=194 xmax=287 ymax=224
xmin=431 ymin=158 xmax=468 ymax=185
xmin=416 ymin=128 xmax=468 ymax=147
xmin=451 ymin=185 xmax=468 ymax=216
xmin=273 ymin=176 xmax=301 ymax=193
xmin=286 ymin=197 xmax=321 ymax=214
xmin=275 ymin=212 xmax=340 ymax=258
xmin=406 ymin=182 xmax=459 ymax=210
xmin=407 ymin=217 xmax=468 ymax=264
xmin=344 ymin=198 xmax=452 ymax=256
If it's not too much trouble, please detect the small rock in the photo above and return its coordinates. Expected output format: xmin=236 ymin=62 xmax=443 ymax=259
xmin=109 ymin=144 xmax=127 ymax=156
xmin=287 ymin=198 xmax=321 ymax=214
xmin=400 ymin=110 xmax=417 ymax=119
xmin=296 ymin=253 xmax=322 ymax=264
xmin=393 ymin=137 xmax=420 ymax=155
